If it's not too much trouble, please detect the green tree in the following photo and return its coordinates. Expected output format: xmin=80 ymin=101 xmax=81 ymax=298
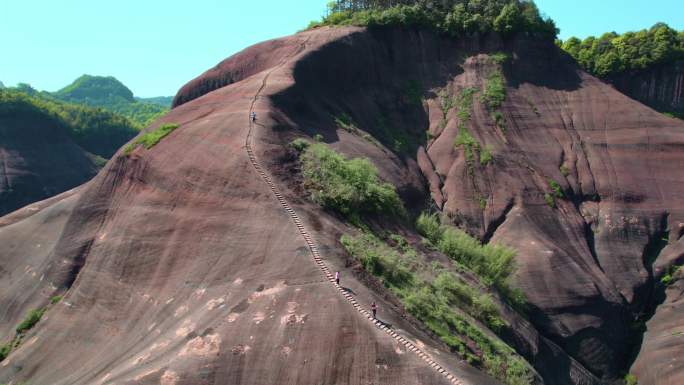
xmin=493 ymin=3 xmax=522 ymax=35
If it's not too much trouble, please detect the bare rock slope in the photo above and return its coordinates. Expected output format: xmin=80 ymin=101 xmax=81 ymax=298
xmin=1 ymin=26 xmax=684 ymax=385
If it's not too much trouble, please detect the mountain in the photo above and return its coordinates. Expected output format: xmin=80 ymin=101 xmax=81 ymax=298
xmin=0 ymin=89 xmax=139 ymax=215
xmin=561 ymin=23 xmax=684 ymax=118
xmin=0 ymin=81 xmax=4 ymax=89
xmin=53 ymin=75 xmax=170 ymax=127
xmin=0 ymin=91 xmax=100 ymax=216
xmin=1 ymin=4 xmax=683 ymax=385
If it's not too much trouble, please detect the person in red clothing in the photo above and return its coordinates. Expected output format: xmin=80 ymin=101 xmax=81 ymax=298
xmin=371 ymin=301 xmax=378 ymax=319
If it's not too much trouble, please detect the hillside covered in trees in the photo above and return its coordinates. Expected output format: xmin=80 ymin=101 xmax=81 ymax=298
xmin=309 ymin=0 xmax=557 ymax=39
xmin=53 ymin=75 xmax=169 ymax=127
xmin=0 ymin=89 xmax=138 ymax=158
xmin=560 ymin=23 xmax=684 ymax=79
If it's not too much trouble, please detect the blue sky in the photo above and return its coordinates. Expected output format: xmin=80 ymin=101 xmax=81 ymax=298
xmin=1 ymin=0 xmax=682 ymax=97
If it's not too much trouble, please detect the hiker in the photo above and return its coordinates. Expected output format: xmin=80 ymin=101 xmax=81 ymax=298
xmin=250 ymin=111 xmax=256 ymax=122
xmin=371 ymin=301 xmax=378 ymax=319
xmin=335 ymin=271 xmax=340 ymax=285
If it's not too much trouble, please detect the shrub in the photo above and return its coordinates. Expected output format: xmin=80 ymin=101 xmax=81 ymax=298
xmin=492 ymin=111 xmax=506 ymax=131
xmin=559 ymin=165 xmax=570 ymax=177
xmin=50 ymin=296 xmax=62 ymax=305
xmin=416 ymin=212 xmax=520 ymax=294
xmin=334 ymin=113 xmax=354 ymax=131
xmin=480 ymin=146 xmax=493 ymax=166
xmin=625 ymin=374 xmax=638 ymax=385
xmin=544 ymin=193 xmax=555 ymax=208
xmin=341 ymin=229 xmax=532 ymax=385
xmin=16 ymin=308 xmax=46 ymax=334
xmin=434 ymin=272 xmax=505 ymax=331
xmin=416 ymin=212 xmax=443 ymax=243
xmin=490 ymin=52 xmax=511 ymax=65
xmin=481 ymin=71 xmax=506 ymax=110
xmin=548 ymin=179 xmax=564 ymax=198
xmin=341 ymin=233 xmax=415 ymax=289
xmin=661 ymin=265 xmax=681 ymax=286
xmin=300 ymin=143 xmax=405 ymax=218
xmin=0 ymin=343 xmax=11 ymax=361
xmin=455 ymin=129 xmax=480 ymax=164
xmin=290 ymin=138 xmax=310 ymax=152
xmin=125 ymin=122 xmax=180 ymax=155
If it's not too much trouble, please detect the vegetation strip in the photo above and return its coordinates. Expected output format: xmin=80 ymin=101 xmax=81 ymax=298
xmin=123 ymin=122 xmax=180 ymax=155
xmin=245 ymin=88 xmax=464 ymax=385
xmin=0 ymin=296 xmax=61 ymax=362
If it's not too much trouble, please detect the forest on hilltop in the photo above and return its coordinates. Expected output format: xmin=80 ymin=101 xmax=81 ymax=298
xmin=53 ymin=75 xmax=168 ymax=127
xmin=310 ymin=0 xmax=557 ymax=38
xmin=560 ymin=23 xmax=684 ymax=79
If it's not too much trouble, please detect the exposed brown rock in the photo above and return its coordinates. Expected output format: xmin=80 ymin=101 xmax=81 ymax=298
xmin=1 ymin=25 xmax=683 ymax=385
xmin=611 ymin=60 xmax=684 ymax=116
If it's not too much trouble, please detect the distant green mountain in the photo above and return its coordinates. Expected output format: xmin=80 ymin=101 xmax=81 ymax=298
xmin=0 ymin=81 xmax=4 ymax=89
xmin=0 ymin=88 xmax=138 ymax=158
xmin=136 ymin=96 xmax=173 ymax=108
xmin=53 ymin=75 xmax=169 ymax=127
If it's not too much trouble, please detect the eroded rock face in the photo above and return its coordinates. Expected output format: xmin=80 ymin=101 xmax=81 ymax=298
xmin=0 ymin=28 xmax=491 ymax=385
xmin=1 ymin=26 xmax=683 ymax=385
xmin=611 ymin=60 xmax=684 ymax=116
xmin=268 ymin=28 xmax=684 ymax=383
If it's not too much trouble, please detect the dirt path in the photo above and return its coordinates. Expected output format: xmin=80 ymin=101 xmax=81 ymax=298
xmin=244 ymin=68 xmax=463 ymax=384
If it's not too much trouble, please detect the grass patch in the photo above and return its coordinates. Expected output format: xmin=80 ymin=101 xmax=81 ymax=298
xmin=334 ymin=113 xmax=354 ymax=131
xmin=480 ymin=146 xmax=493 ymax=166
xmin=440 ymin=89 xmax=456 ymax=118
xmin=16 ymin=308 xmax=46 ymax=334
xmin=124 ymin=122 xmax=179 ymax=155
xmin=453 ymin=88 xmax=481 ymax=172
xmin=298 ymin=142 xmax=405 ymax=219
xmin=478 ymin=196 xmax=488 ymax=210
xmin=340 ymin=231 xmax=532 ymax=385
xmin=481 ymin=71 xmax=506 ymax=110
xmin=455 ymin=129 xmax=480 ymax=164
xmin=559 ymin=165 xmax=570 ymax=177
xmin=624 ymin=374 xmax=638 ymax=385
xmin=0 ymin=342 xmax=11 ymax=361
xmin=548 ymin=179 xmax=564 ymax=198
xmin=491 ymin=111 xmax=506 ymax=132
xmin=661 ymin=265 xmax=681 ymax=286
xmin=457 ymin=88 xmax=478 ymax=122
xmin=290 ymin=138 xmax=310 ymax=152
xmin=544 ymin=193 xmax=556 ymax=208
xmin=490 ymin=52 xmax=511 ymax=65
xmin=1 ymin=302 xmax=57 ymax=362
xmin=416 ymin=213 xmax=521 ymax=294
xmin=664 ymin=112 xmax=684 ymax=120
xmin=341 ymin=233 xmax=416 ymax=289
